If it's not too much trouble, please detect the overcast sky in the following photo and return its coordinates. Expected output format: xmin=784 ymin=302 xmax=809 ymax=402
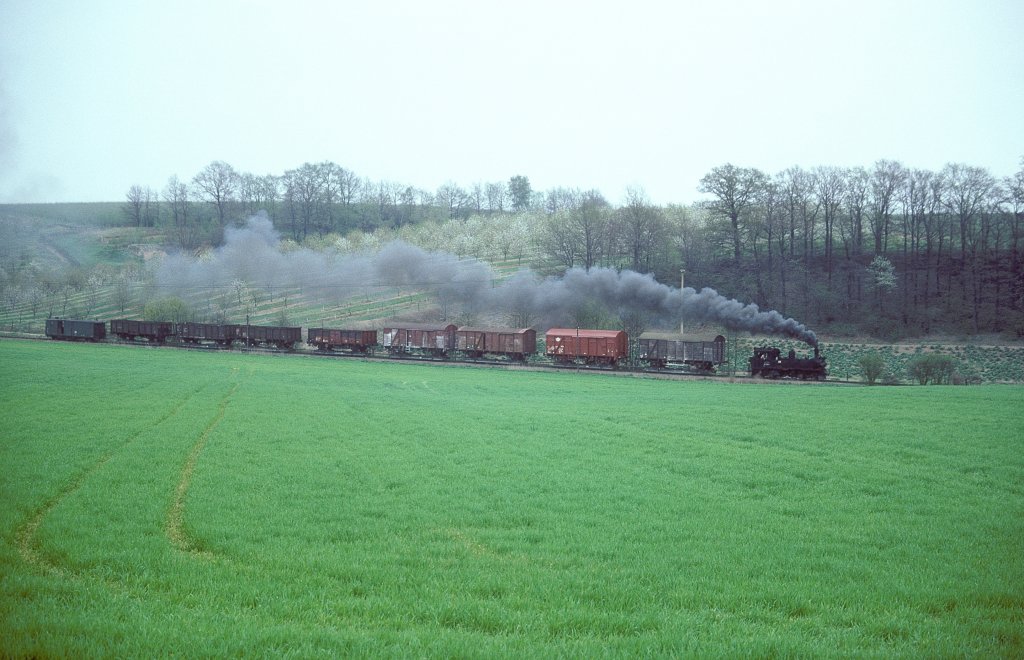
xmin=1 ymin=0 xmax=1022 ymax=205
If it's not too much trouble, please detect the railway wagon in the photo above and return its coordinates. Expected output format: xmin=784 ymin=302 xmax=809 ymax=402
xmin=455 ymin=327 xmax=537 ymax=361
xmin=176 ymin=322 xmax=239 ymax=346
xmin=307 ymin=328 xmax=378 ymax=353
xmin=45 ymin=318 xmax=107 ymax=341
xmin=381 ymin=322 xmax=457 ymax=356
xmin=637 ymin=332 xmax=726 ymax=371
xmin=545 ymin=328 xmax=629 ymax=366
xmin=110 ymin=319 xmax=174 ymax=343
xmin=235 ymin=324 xmax=302 ymax=349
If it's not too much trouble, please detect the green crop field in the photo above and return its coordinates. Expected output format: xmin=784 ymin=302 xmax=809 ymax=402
xmin=1 ymin=340 xmax=1022 ymax=656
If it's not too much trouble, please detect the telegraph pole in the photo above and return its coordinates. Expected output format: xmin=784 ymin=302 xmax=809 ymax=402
xmin=679 ymin=269 xmax=686 ymax=335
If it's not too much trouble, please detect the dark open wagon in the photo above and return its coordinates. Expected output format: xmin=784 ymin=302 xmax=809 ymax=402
xmin=236 ymin=324 xmax=302 ymax=349
xmin=307 ymin=328 xmax=378 ymax=353
xmin=110 ymin=319 xmax=174 ymax=343
xmin=175 ymin=322 xmax=239 ymax=346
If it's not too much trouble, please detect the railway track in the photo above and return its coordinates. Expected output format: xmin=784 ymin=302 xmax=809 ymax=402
xmin=3 ymin=330 xmax=848 ymax=384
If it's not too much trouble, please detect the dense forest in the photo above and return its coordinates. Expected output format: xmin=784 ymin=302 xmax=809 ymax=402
xmin=2 ymin=157 xmax=1023 ymax=341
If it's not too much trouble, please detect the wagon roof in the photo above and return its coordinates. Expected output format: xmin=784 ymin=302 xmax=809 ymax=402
xmin=639 ymin=331 xmax=726 ymax=342
xmin=546 ymin=328 xmax=626 ymax=338
xmin=381 ymin=321 xmax=458 ymax=331
xmin=457 ymin=327 xmax=535 ymax=334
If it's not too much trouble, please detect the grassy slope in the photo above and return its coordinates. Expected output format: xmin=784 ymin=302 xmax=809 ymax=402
xmin=1 ymin=340 xmax=1021 ymax=656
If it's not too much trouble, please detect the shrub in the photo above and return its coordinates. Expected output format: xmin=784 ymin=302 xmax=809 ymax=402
xmin=857 ymin=352 xmax=886 ymax=385
xmin=143 ymin=296 xmax=191 ymax=323
xmin=906 ymin=353 xmax=958 ymax=385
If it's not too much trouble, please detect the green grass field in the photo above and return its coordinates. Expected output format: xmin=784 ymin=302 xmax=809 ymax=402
xmin=1 ymin=340 xmax=1022 ymax=656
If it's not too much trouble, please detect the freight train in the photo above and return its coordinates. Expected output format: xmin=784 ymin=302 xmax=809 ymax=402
xmin=43 ymin=317 xmax=822 ymax=379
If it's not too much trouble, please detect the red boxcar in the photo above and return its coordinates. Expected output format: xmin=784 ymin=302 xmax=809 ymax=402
xmin=381 ymin=322 xmax=457 ymax=356
xmin=455 ymin=327 xmax=537 ymax=361
xmin=545 ymin=328 xmax=629 ymax=366
xmin=307 ymin=328 xmax=378 ymax=353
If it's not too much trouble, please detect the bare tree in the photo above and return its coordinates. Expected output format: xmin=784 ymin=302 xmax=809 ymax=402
xmin=539 ymin=210 xmax=579 ymax=269
xmin=282 ymin=163 xmax=325 ymax=241
xmin=698 ymin=164 xmax=767 ymax=261
xmin=436 ymin=182 xmax=468 ymax=219
xmin=124 ymin=185 xmax=146 ymax=227
xmin=485 ymin=181 xmax=507 ymax=212
xmin=814 ymin=166 xmax=846 ymax=286
xmin=163 ymin=175 xmax=195 ymax=250
xmin=841 ymin=167 xmax=870 ymax=259
xmin=544 ymin=187 xmax=581 ymax=215
xmin=781 ymin=166 xmax=819 ymax=259
xmin=869 ymin=159 xmax=907 ymax=254
xmin=192 ymin=160 xmax=239 ymax=229
xmin=941 ymin=162 xmax=996 ymax=261
xmin=573 ymin=190 xmax=611 ymax=271
xmin=619 ymin=187 xmax=665 ymax=273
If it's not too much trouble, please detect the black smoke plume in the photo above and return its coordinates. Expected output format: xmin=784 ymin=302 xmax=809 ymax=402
xmin=154 ymin=215 xmax=817 ymax=346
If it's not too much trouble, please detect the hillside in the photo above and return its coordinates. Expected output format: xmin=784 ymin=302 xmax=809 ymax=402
xmin=2 ymin=205 xmax=1022 ymax=383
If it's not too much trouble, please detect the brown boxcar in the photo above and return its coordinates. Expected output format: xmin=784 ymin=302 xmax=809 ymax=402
xmin=176 ymin=322 xmax=239 ymax=346
xmin=110 ymin=319 xmax=174 ymax=343
xmin=545 ymin=328 xmax=628 ymax=366
xmin=236 ymin=324 xmax=302 ymax=349
xmin=637 ymin=332 xmax=726 ymax=371
xmin=307 ymin=328 xmax=378 ymax=353
xmin=45 ymin=318 xmax=106 ymax=341
xmin=381 ymin=322 xmax=457 ymax=356
xmin=455 ymin=327 xmax=537 ymax=361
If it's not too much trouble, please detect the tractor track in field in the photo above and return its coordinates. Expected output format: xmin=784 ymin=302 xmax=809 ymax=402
xmin=166 ymin=378 xmax=241 ymax=560
xmin=15 ymin=384 xmax=206 ymax=575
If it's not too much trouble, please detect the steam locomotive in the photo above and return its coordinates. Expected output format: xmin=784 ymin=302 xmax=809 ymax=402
xmin=43 ymin=317 xmax=823 ymax=379
xmin=749 ymin=346 xmax=827 ymax=380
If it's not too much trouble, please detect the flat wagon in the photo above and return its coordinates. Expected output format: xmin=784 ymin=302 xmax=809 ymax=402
xmin=44 ymin=318 xmax=106 ymax=341
xmin=455 ymin=327 xmax=537 ymax=361
xmin=307 ymin=328 xmax=378 ymax=353
xmin=545 ymin=328 xmax=628 ymax=366
xmin=381 ymin=322 xmax=457 ymax=357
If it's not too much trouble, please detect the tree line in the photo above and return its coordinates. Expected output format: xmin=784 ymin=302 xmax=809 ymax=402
xmin=124 ymin=162 xmax=535 ymax=247
xmin=118 ymin=156 xmax=1024 ymax=339
xmin=691 ymin=160 xmax=1024 ymax=337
